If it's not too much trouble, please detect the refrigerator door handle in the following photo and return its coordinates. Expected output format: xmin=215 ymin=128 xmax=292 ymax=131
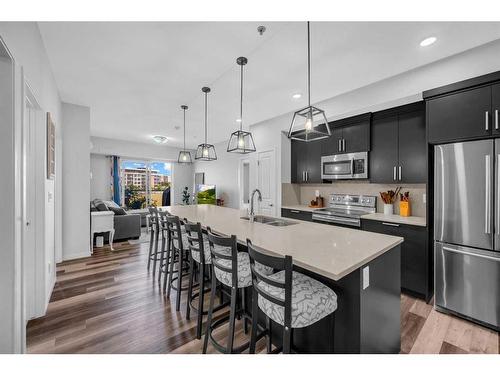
xmin=485 ymin=154 xmax=492 ymax=234
xmin=497 ymin=153 xmax=500 ymax=235
xmin=442 ymin=246 xmax=500 ymax=262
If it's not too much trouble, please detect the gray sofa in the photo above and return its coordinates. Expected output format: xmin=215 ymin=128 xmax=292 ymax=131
xmin=91 ymin=199 xmax=141 ymax=243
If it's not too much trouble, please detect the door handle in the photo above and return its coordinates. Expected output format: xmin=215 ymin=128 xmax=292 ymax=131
xmin=290 ymin=210 xmax=300 ymax=213
xmin=442 ymin=246 xmax=500 ymax=262
xmin=495 ymin=110 xmax=499 ymax=130
xmin=382 ymin=222 xmax=400 ymax=227
xmin=497 ymin=154 xmax=500 ymax=235
xmin=485 ymin=111 xmax=489 ymax=131
xmin=485 ymin=154 xmax=491 ymax=234
xmin=393 ymin=166 xmax=397 ymax=181
xmin=398 ymin=166 xmax=402 ymax=181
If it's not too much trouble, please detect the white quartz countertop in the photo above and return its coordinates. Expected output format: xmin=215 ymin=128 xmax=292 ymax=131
xmin=164 ymin=205 xmax=403 ymax=281
xmin=361 ymin=213 xmax=427 ymax=227
xmin=281 ymin=205 xmax=323 ymax=212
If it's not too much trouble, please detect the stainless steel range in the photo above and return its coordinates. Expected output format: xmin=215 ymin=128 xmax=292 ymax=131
xmin=312 ymin=194 xmax=376 ymax=227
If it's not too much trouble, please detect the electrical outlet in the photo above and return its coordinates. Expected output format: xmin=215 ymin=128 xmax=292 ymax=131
xmin=362 ymin=266 xmax=370 ymax=290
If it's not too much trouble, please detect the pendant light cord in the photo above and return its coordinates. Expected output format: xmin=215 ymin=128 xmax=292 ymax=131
xmin=204 ymin=91 xmax=208 ymax=144
xmin=307 ymin=21 xmax=311 ymax=107
xmin=183 ymin=107 xmax=186 ymax=151
xmin=240 ymin=62 xmax=243 ymax=131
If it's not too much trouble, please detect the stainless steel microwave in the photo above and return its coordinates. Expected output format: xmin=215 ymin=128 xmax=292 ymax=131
xmin=321 ymin=152 xmax=368 ymax=180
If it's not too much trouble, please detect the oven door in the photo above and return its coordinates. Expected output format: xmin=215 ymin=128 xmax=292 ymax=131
xmin=311 ymin=213 xmax=360 ymax=227
xmin=321 ymin=152 xmax=368 ymax=180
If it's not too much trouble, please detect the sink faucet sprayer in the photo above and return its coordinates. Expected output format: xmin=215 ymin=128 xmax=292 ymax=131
xmin=249 ymin=189 xmax=262 ymax=223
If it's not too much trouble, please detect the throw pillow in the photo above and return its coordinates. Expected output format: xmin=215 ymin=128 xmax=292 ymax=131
xmin=103 ymin=200 xmax=120 ymax=209
xmin=93 ymin=199 xmax=109 ymax=212
xmin=108 ymin=206 xmax=127 ymax=215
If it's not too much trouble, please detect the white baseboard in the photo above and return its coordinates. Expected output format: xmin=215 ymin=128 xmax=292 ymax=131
xmin=62 ymin=251 xmax=91 ymax=261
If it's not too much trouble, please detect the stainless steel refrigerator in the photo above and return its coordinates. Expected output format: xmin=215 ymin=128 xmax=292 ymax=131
xmin=435 ymin=139 xmax=500 ymax=329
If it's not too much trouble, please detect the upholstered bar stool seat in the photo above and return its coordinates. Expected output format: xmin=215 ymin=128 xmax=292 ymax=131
xmin=257 ymin=271 xmax=337 ymax=329
xmin=213 ymin=252 xmax=273 ymax=288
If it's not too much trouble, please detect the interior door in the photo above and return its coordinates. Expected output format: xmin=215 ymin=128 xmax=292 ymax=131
xmin=434 ymin=140 xmax=494 ymax=250
xmin=257 ymin=150 xmax=276 ymax=216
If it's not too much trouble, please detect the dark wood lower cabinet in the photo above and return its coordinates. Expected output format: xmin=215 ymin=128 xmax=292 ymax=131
xmin=361 ymin=219 xmax=430 ymax=301
xmin=281 ymin=208 xmax=313 ymax=222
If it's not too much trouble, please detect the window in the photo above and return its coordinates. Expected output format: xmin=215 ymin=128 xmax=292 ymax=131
xmin=120 ymin=160 xmax=172 ymax=209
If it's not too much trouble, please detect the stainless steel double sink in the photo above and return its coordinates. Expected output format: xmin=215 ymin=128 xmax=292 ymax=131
xmin=240 ymin=215 xmax=298 ymax=227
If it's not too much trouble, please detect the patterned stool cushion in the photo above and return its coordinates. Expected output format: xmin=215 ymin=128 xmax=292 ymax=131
xmin=257 ymin=271 xmax=337 ymax=328
xmin=190 ymin=237 xmax=230 ymax=265
xmin=213 ymin=252 xmax=273 ymax=288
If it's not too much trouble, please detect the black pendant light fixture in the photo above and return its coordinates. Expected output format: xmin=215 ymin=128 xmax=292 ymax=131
xmin=287 ymin=22 xmax=330 ymax=142
xmin=195 ymin=87 xmax=217 ymax=161
xmin=227 ymin=56 xmax=256 ymax=154
xmin=177 ymin=105 xmax=192 ymax=163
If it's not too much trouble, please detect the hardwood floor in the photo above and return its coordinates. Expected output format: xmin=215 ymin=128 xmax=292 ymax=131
xmin=27 ymin=241 xmax=499 ymax=354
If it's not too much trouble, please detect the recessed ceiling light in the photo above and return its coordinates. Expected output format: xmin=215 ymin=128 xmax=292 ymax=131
xmin=292 ymin=93 xmax=302 ymax=99
xmin=420 ymin=36 xmax=437 ymax=47
xmin=152 ymin=135 xmax=168 ymax=144
xmin=236 ymin=118 xmax=242 ymax=123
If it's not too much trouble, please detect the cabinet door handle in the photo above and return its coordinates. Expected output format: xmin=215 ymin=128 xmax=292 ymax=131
xmin=485 ymin=111 xmax=489 ymax=131
xmin=306 ymin=171 xmax=308 ymax=181
xmin=338 ymin=139 xmax=341 ymax=152
xmin=302 ymin=171 xmax=305 ymax=182
xmin=382 ymin=222 xmax=400 ymax=227
xmin=342 ymin=139 xmax=346 ymax=152
xmin=398 ymin=166 xmax=402 ymax=181
xmin=290 ymin=210 xmax=300 ymax=213
xmin=393 ymin=166 xmax=397 ymax=181
xmin=495 ymin=109 xmax=499 ymax=130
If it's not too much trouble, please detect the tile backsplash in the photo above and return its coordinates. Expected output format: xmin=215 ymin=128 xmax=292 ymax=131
xmin=282 ymin=182 xmax=427 ymax=218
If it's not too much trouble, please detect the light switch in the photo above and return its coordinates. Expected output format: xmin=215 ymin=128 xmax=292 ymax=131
xmin=362 ymin=266 xmax=370 ymax=290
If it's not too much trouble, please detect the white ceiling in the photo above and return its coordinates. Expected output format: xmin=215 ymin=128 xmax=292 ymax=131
xmin=38 ymin=22 xmax=500 ymax=148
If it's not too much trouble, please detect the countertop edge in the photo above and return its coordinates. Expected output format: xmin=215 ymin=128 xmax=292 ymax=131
xmin=361 ymin=213 xmax=427 ymax=227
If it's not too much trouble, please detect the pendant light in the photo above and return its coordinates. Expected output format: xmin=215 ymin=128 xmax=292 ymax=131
xmin=227 ymin=56 xmax=256 ymax=154
xmin=195 ymin=87 xmax=217 ymax=161
xmin=177 ymin=105 xmax=192 ymax=163
xmin=287 ymin=22 xmax=330 ymax=142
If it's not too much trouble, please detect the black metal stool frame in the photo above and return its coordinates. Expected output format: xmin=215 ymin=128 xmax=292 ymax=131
xmin=183 ymin=220 xmax=228 ymax=339
xmin=203 ymin=228 xmax=265 ymax=354
xmin=164 ymin=215 xmax=191 ymax=311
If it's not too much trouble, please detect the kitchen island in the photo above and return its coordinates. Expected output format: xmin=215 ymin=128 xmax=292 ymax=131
xmin=165 ymin=204 xmax=403 ymax=353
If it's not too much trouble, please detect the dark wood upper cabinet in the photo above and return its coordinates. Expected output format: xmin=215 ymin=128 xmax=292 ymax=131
xmin=321 ymin=127 xmax=343 ymax=156
xmin=398 ymin=110 xmax=427 ymax=183
xmin=427 ymin=85 xmax=492 ymax=144
xmin=291 ymin=140 xmax=322 ymax=184
xmin=342 ymin=119 xmax=370 ymax=154
xmin=492 ymin=83 xmax=500 ymax=136
xmin=370 ymin=115 xmax=399 ymax=183
xmin=370 ymin=102 xmax=426 ymax=184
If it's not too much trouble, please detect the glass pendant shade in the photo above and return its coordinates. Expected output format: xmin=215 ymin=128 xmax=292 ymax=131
xmin=287 ymin=22 xmax=331 ymax=142
xmin=195 ymin=87 xmax=217 ymax=161
xmin=177 ymin=105 xmax=192 ymax=163
xmin=227 ymin=129 xmax=256 ymax=153
xmin=195 ymin=143 xmax=217 ymax=161
xmin=288 ymin=105 xmax=330 ymax=142
xmin=227 ymin=56 xmax=256 ymax=154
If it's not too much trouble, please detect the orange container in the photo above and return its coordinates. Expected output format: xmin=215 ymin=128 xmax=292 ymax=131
xmin=399 ymin=201 xmax=411 ymax=217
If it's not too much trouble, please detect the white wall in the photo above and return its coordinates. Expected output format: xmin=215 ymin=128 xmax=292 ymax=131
xmin=62 ymin=103 xmax=91 ymax=260
xmin=0 ymin=22 xmax=62 ymax=353
xmin=91 ymin=136 xmax=194 ymax=206
xmin=195 ymin=39 xmax=500 ymax=216
xmin=193 ymin=141 xmax=242 ymax=208
xmin=90 ymin=154 xmax=112 ymax=201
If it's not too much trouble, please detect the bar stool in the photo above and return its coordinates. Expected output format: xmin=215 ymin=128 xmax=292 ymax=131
xmin=147 ymin=207 xmax=160 ymax=276
xmin=164 ymin=214 xmax=191 ymax=311
xmin=246 ymin=239 xmax=338 ymax=354
xmin=203 ymin=228 xmax=273 ymax=354
xmin=157 ymin=210 xmax=173 ymax=285
xmin=184 ymin=220 xmax=230 ymax=339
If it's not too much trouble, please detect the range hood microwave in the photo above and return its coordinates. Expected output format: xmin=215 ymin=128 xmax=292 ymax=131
xmin=321 ymin=152 xmax=368 ymax=180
